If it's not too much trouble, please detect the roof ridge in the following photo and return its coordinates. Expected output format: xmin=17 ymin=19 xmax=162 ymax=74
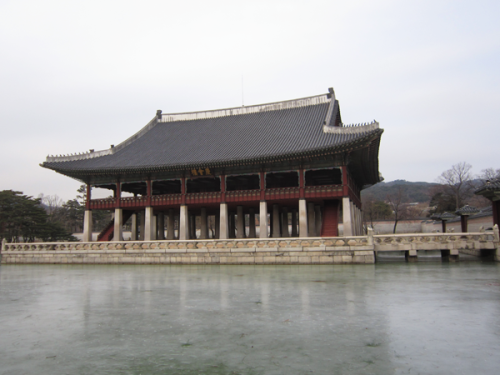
xmin=323 ymin=120 xmax=379 ymax=134
xmin=159 ymin=93 xmax=330 ymax=122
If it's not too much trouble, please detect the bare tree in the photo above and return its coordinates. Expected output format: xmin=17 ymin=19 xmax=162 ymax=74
xmin=386 ymin=186 xmax=409 ymax=233
xmin=478 ymin=168 xmax=500 ymax=182
xmin=362 ymin=193 xmax=392 ymax=231
xmin=437 ymin=162 xmax=474 ymax=210
xmin=39 ymin=194 xmax=65 ymax=223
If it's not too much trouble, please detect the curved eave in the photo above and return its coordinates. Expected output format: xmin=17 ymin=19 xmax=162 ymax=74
xmin=42 ymin=129 xmax=383 ymax=182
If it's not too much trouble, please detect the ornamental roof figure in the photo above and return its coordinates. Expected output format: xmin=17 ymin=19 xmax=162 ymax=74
xmin=41 ymin=87 xmax=384 ymax=186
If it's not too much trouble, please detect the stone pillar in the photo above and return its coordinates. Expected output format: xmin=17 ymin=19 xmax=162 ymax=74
xmin=350 ymin=202 xmax=356 ymax=236
xmin=179 ymin=205 xmax=189 ymax=240
xmin=358 ymin=206 xmax=364 ymax=235
xmin=144 ymin=207 xmax=155 ymax=241
xmin=200 ymin=208 xmax=208 ymax=239
xmin=281 ymin=207 xmax=289 ymax=237
xmin=219 ymin=203 xmax=229 ymax=239
xmin=299 ymin=199 xmax=308 ymax=237
xmin=248 ymin=208 xmax=256 ymax=238
xmin=308 ymin=202 xmax=316 ymax=237
xmin=259 ymin=201 xmax=268 ymax=238
xmin=113 ymin=208 xmax=123 ymax=241
xmin=229 ymin=212 xmax=236 ymax=238
xmin=342 ymin=197 xmax=353 ymax=236
xmin=83 ymin=210 xmax=93 ymax=242
xmin=314 ymin=205 xmax=322 ymax=237
xmin=167 ymin=209 xmax=175 ymax=240
xmin=157 ymin=212 xmax=165 ymax=240
xmin=215 ymin=214 xmax=220 ymax=239
xmin=236 ymin=206 xmax=245 ymax=238
xmin=272 ymin=204 xmax=281 ymax=238
xmin=139 ymin=211 xmax=146 ymax=240
xmin=131 ymin=213 xmax=137 ymax=240
xmin=189 ymin=214 xmax=196 ymax=239
xmin=291 ymin=209 xmax=298 ymax=237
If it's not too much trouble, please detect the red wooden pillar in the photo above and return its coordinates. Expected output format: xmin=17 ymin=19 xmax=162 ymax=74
xmin=321 ymin=200 xmax=339 ymax=237
xmin=115 ymin=181 xmax=121 ymax=208
xmin=299 ymin=169 xmax=305 ymax=199
xmin=221 ymin=174 xmax=226 ymax=203
xmin=86 ymin=183 xmax=91 ymax=210
xmin=460 ymin=215 xmax=467 ymax=232
xmin=146 ymin=179 xmax=152 ymax=206
xmin=259 ymin=172 xmax=265 ymax=201
xmin=181 ymin=176 xmax=186 ymax=205
xmin=341 ymin=165 xmax=349 ymax=197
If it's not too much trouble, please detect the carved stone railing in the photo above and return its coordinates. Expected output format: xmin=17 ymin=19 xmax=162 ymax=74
xmin=373 ymin=230 xmax=498 ymax=252
xmin=1 ymin=226 xmax=498 ymax=264
xmin=0 ymin=237 xmax=375 ymax=265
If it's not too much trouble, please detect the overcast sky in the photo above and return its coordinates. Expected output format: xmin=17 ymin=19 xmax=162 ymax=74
xmin=1 ymin=0 xmax=498 ymax=201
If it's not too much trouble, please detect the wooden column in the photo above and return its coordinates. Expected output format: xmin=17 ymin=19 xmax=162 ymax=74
xmin=146 ymin=179 xmax=152 ymax=206
xmin=115 ymin=181 xmax=121 ymax=208
xmin=200 ymin=208 xmax=208 ymax=239
xmin=460 ymin=215 xmax=467 ymax=232
xmin=272 ymin=204 xmax=281 ymax=238
xmin=86 ymin=183 xmax=91 ymax=209
xmin=314 ymin=205 xmax=322 ymax=236
xmin=229 ymin=212 xmax=236 ymax=238
xmin=281 ymin=207 xmax=289 ymax=237
xmin=131 ymin=213 xmax=137 ymax=240
xmin=157 ymin=212 xmax=165 ymax=240
xmin=248 ymin=208 xmax=256 ymax=238
xmin=299 ymin=169 xmax=305 ymax=199
xmin=291 ymin=209 xmax=298 ymax=237
xmin=236 ymin=206 xmax=245 ymax=238
xmin=167 ymin=209 xmax=175 ymax=240
xmin=307 ymin=202 xmax=316 ymax=237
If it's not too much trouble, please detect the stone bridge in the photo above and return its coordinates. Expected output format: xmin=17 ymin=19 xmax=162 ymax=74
xmin=1 ymin=226 xmax=498 ymax=264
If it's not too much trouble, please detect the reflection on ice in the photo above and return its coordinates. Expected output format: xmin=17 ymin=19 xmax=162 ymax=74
xmin=0 ymin=263 xmax=499 ymax=375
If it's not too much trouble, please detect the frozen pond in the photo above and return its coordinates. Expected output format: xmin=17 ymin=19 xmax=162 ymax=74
xmin=1 ymin=262 xmax=499 ymax=374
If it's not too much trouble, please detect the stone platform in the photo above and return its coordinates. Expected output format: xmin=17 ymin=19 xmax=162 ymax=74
xmin=2 ymin=227 xmax=498 ymax=264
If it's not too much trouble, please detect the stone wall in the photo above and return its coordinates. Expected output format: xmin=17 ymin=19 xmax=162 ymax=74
xmin=3 ymin=228 xmax=498 ymax=264
xmin=0 ymin=237 xmax=375 ymax=265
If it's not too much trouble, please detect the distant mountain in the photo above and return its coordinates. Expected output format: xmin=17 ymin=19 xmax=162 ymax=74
xmin=361 ymin=180 xmax=438 ymax=203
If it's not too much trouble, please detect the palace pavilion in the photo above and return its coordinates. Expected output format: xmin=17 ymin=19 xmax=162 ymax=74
xmin=42 ymin=88 xmax=384 ymax=242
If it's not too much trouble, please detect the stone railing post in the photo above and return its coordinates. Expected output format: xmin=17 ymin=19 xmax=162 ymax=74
xmin=367 ymin=227 xmax=374 ymax=246
xmin=0 ymin=238 xmax=4 ymax=254
xmin=493 ymin=224 xmax=499 ymax=242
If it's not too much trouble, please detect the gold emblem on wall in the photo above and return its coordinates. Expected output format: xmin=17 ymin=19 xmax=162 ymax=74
xmin=190 ymin=167 xmax=212 ymax=177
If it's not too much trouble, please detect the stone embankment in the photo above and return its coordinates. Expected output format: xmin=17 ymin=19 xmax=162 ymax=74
xmin=1 ymin=226 xmax=498 ymax=264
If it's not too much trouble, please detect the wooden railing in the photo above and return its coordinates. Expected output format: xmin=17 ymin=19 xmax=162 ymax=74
xmin=88 ymin=185 xmax=345 ymax=209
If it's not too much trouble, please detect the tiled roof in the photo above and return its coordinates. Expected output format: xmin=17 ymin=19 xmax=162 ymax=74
xmin=475 ymin=178 xmax=500 ymax=194
xmin=455 ymin=205 xmax=480 ymax=215
xmin=42 ymin=90 xmax=383 ymax=176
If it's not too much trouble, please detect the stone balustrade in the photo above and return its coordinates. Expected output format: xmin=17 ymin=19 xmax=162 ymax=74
xmin=1 ymin=237 xmax=374 ymax=265
xmin=1 ymin=226 xmax=498 ymax=264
